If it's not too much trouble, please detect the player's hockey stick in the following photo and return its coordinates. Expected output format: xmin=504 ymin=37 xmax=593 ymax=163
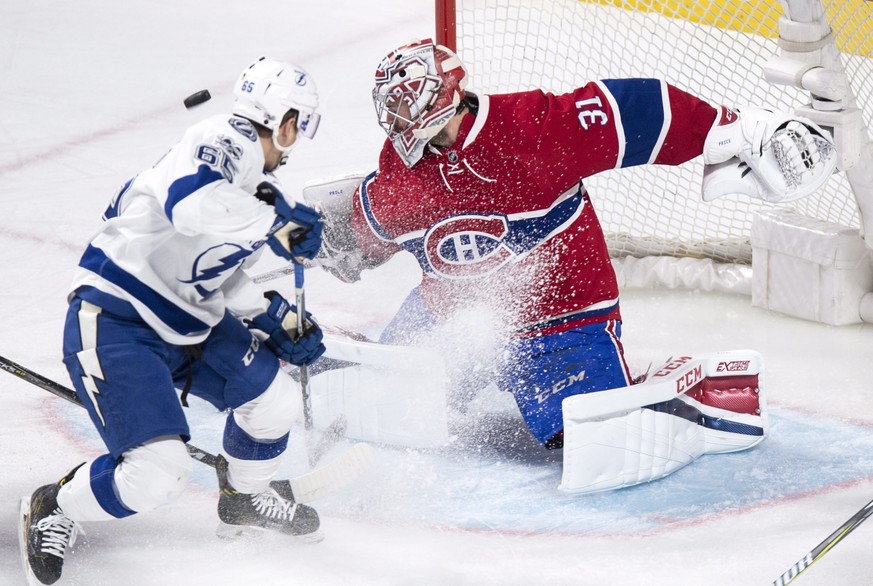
xmin=253 ymin=264 xmax=299 ymax=284
xmin=293 ymin=262 xmax=349 ymax=466
xmin=770 ymin=497 xmax=873 ymax=585
xmin=0 ymin=354 xmax=373 ymax=504
xmin=294 ymin=261 xmax=313 ymax=429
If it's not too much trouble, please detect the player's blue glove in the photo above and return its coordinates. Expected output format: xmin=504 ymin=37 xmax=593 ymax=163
xmin=255 ymin=182 xmax=324 ymax=261
xmin=247 ymin=291 xmax=325 ymax=366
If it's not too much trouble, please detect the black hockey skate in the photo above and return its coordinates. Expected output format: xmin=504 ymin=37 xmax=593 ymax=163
xmin=215 ymin=455 xmax=322 ymax=542
xmin=19 ymin=478 xmax=83 ymax=585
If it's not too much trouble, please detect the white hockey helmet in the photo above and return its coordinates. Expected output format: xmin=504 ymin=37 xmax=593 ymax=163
xmin=372 ymin=38 xmax=468 ymax=168
xmin=233 ymin=57 xmax=321 ymax=153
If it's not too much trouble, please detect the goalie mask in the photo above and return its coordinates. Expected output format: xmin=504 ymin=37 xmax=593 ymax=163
xmin=372 ymin=39 xmax=468 ymax=168
xmin=233 ymin=57 xmax=321 ymax=155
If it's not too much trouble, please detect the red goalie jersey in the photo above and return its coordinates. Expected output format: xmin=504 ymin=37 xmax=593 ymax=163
xmin=351 ymin=79 xmax=718 ymax=336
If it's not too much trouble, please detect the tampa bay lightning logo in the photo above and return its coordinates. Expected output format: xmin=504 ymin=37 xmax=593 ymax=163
xmin=179 ymin=243 xmax=253 ymax=297
xmin=423 ymin=215 xmax=515 ymax=279
xmin=228 ymin=117 xmax=257 ymax=142
xmin=294 ymin=70 xmax=308 ymax=86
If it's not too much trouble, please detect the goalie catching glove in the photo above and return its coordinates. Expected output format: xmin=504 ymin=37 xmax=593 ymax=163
xmin=701 ymin=106 xmax=837 ymax=203
xmin=247 ymin=291 xmax=325 ymax=366
xmin=255 ymin=182 xmax=324 ymax=261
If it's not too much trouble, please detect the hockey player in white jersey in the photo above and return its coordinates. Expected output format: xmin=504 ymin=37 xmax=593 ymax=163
xmin=19 ymin=57 xmax=327 ymax=585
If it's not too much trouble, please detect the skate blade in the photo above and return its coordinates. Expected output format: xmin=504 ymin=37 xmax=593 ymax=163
xmin=215 ymin=521 xmax=325 ymax=544
xmin=18 ymin=496 xmax=43 ymax=586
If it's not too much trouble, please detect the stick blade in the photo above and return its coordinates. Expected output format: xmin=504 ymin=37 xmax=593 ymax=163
xmin=287 ymin=443 xmax=375 ymax=504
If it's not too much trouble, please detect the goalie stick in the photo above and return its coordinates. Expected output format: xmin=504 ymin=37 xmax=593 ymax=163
xmin=770 ymin=497 xmax=873 ymax=585
xmin=0 ymin=354 xmax=374 ymax=504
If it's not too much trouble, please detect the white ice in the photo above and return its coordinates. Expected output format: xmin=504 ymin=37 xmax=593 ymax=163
xmin=1 ymin=1 xmax=872 ymax=585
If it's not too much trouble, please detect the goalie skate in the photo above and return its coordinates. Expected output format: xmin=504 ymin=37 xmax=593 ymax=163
xmin=215 ymin=455 xmax=323 ymax=542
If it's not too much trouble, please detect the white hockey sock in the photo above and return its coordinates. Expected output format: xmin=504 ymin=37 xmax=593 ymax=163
xmin=57 ymin=462 xmax=117 ymax=523
xmin=113 ymin=437 xmax=192 ymax=513
xmin=223 ymin=453 xmax=283 ymax=495
xmin=57 ymin=437 xmax=192 ymax=521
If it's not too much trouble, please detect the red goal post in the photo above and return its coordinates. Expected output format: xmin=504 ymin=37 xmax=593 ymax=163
xmin=435 ymin=0 xmax=457 ymax=53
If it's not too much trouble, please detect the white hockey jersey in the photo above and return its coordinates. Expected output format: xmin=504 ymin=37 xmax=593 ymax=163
xmin=71 ymin=114 xmax=283 ymax=345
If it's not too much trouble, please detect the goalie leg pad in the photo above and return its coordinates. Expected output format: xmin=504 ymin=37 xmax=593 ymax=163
xmin=559 ymin=351 xmax=767 ymax=494
xmin=559 ymin=406 xmax=706 ymax=494
xmin=683 ymin=375 xmax=765 ymax=454
xmin=307 ymin=330 xmax=450 ymax=448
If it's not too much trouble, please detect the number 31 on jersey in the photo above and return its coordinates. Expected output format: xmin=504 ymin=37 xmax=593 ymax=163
xmin=576 ymin=96 xmax=608 ymax=130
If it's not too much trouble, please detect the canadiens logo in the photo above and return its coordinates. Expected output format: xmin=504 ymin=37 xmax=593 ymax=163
xmin=423 ymin=214 xmax=515 ymax=279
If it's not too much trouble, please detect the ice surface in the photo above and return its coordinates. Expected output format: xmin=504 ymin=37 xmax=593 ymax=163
xmin=1 ymin=1 xmax=871 ymax=584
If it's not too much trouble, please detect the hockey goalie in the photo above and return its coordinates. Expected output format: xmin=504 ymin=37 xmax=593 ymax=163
xmin=304 ymin=39 xmax=835 ymax=494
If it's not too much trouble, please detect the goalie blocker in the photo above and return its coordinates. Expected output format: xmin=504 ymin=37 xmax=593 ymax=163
xmin=559 ymin=350 xmax=766 ymax=494
xmin=301 ymin=173 xmax=375 ymax=283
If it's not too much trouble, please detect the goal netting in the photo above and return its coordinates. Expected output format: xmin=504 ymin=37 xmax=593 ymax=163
xmin=438 ymin=0 xmax=873 ymax=265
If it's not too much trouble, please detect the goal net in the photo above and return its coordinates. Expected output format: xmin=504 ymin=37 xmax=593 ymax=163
xmin=436 ymin=0 xmax=873 ymax=265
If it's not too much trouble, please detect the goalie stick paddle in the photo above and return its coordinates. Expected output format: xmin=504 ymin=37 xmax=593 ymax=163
xmin=770 ymin=497 xmax=873 ymax=585
xmin=0 ymin=354 xmax=374 ymax=504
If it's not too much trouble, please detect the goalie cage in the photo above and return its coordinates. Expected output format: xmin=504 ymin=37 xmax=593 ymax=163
xmin=436 ymin=0 xmax=873 ymax=325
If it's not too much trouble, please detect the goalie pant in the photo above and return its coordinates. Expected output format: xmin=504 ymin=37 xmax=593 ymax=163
xmin=380 ymin=290 xmax=634 ymax=446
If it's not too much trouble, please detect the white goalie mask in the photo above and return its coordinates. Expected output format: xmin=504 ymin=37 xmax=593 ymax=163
xmin=233 ymin=57 xmax=321 ymax=154
xmin=372 ymin=39 xmax=468 ymax=168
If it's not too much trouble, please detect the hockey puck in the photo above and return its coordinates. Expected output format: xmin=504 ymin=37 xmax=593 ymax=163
xmin=183 ymin=89 xmax=211 ymax=109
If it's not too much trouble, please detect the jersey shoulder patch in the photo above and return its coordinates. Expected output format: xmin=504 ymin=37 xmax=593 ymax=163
xmin=228 ymin=117 xmax=258 ymax=142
